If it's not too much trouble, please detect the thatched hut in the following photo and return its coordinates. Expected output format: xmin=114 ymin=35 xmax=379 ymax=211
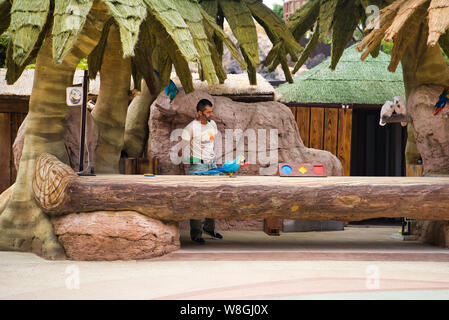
xmin=276 ymin=44 xmax=407 ymax=177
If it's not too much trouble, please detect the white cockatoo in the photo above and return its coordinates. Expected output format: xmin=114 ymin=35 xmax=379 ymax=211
xmin=393 ymin=96 xmax=407 ymax=127
xmin=379 ymin=100 xmax=394 ymax=126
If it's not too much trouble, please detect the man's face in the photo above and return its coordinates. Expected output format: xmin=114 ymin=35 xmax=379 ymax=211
xmin=199 ymin=105 xmax=213 ymax=121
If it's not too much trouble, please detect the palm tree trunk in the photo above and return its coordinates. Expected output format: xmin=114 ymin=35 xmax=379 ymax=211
xmin=123 ymin=79 xmax=155 ymax=158
xmin=401 ymin=23 xmax=449 ymax=172
xmin=91 ymin=24 xmax=131 ymax=173
xmin=0 ymin=4 xmax=107 ymax=259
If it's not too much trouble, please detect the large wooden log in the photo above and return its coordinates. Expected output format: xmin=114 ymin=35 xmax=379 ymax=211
xmin=33 ymin=153 xmax=449 ymax=221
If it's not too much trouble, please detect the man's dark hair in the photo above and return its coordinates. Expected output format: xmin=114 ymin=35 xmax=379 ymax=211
xmin=196 ymin=99 xmax=213 ymax=112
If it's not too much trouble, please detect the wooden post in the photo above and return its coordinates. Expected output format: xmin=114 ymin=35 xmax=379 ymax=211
xmin=264 ymin=218 xmax=281 ymax=236
xmin=78 ymin=70 xmax=88 ymax=173
xmin=124 ymin=157 xmax=137 ymax=174
xmin=137 ymin=158 xmax=153 ymax=174
xmin=406 ymin=164 xmax=423 ymax=177
xmin=153 ymin=157 xmax=160 ymax=174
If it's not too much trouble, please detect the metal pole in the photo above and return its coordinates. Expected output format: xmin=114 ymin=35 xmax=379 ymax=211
xmin=78 ymin=69 xmax=88 ymax=173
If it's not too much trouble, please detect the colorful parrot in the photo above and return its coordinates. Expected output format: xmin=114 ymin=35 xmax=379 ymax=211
xmin=190 ymin=155 xmax=249 ymax=178
xmin=153 ymin=69 xmax=179 ymax=101
xmin=433 ymin=86 xmax=449 ymax=116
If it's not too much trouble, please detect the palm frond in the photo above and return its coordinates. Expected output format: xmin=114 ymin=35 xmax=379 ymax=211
xmin=287 ymin=0 xmax=320 ymax=42
xmin=9 ymin=0 xmax=50 ymax=66
xmin=174 ymin=0 xmax=218 ymax=84
xmin=0 ymin=0 xmax=12 ymax=36
xmin=143 ymin=0 xmax=200 ymax=64
xmin=131 ymin=17 xmax=159 ymax=94
xmin=198 ymin=5 xmax=247 ymax=69
xmin=87 ymin=18 xmax=113 ymax=79
xmin=244 ymin=0 xmax=303 ymax=54
xmin=6 ymin=15 xmax=50 ymax=84
xmin=103 ymin=0 xmax=147 ymax=57
xmin=428 ymin=0 xmax=449 ymax=46
xmin=387 ymin=1 xmax=428 ymax=72
xmin=293 ymin=23 xmax=319 ymax=74
xmin=218 ymin=0 xmax=259 ymax=69
xmin=330 ymin=0 xmax=361 ymax=70
xmin=146 ymin=11 xmax=194 ymax=92
xmin=318 ymin=0 xmax=338 ymax=41
xmin=52 ymin=0 xmax=94 ymax=64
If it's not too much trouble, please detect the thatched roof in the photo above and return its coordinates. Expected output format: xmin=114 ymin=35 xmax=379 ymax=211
xmin=0 ymin=68 xmax=274 ymax=101
xmin=0 ymin=68 xmax=102 ymax=97
xmin=173 ymin=72 xmax=274 ymax=96
xmin=275 ymin=44 xmax=405 ymax=105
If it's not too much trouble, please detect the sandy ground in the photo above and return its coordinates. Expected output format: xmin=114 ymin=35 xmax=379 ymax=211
xmin=1 ymin=226 xmax=449 ymax=300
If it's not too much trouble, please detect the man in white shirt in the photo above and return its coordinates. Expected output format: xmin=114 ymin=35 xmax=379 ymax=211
xmin=181 ymin=99 xmax=223 ymax=244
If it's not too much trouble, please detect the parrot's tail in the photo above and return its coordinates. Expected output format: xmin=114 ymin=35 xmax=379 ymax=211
xmin=434 ymin=107 xmax=443 ymax=116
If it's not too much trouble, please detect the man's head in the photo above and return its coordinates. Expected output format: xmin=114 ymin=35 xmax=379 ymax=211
xmin=196 ymin=99 xmax=213 ymax=123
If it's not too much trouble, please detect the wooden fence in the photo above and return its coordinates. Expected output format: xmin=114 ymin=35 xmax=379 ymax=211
xmin=0 ymin=100 xmax=27 ymax=193
xmin=288 ymin=105 xmax=353 ymax=176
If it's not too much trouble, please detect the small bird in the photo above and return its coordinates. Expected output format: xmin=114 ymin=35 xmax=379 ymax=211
xmin=379 ymin=100 xmax=394 ymax=126
xmin=433 ymin=86 xmax=449 ymax=116
xmin=392 ymin=96 xmax=407 ymax=127
xmin=190 ymin=156 xmax=249 ymax=178
xmin=153 ymin=69 xmax=179 ymax=101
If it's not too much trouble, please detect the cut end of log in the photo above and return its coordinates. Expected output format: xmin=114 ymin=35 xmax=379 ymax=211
xmin=33 ymin=153 xmax=77 ymax=211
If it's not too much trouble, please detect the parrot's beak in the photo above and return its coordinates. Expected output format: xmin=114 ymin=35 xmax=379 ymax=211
xmin=240 ymin=160 xmax=249 ymax=167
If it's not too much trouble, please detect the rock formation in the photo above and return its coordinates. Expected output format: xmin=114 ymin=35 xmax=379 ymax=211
xmin=407 ymin=85 xmax=449 ymax=175
xmin=147 ymin=89 xmax=343 ymax=177
xmin=52 ymin=211 xmax=180 ymax=261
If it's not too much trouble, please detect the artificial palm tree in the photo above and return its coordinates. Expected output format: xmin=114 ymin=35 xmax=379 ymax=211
xmin=0 ymin=0 xmax=303 ymax=259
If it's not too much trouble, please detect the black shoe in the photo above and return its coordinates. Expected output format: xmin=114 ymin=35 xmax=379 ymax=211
xmin=191 ymin=237 xmax=205 ymax=244
xmin=203 ymin=227 xmax=223 ymax=239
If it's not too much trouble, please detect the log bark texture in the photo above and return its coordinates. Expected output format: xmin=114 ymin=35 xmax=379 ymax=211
xmin=34 ymin=153 xmax=449 ymax=222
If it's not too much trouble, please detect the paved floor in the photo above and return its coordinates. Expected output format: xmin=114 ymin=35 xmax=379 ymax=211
xmin=1 ymin=226 xmax=448 ymax=300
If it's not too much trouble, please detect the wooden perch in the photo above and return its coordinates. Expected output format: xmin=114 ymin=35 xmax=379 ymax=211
xmin=33 ymin=153 xmax=449 ymax=221
xmin=382 ymin=114 xmax=411 ymax=124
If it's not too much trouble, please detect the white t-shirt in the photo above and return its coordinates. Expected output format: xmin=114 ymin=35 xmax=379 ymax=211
xmin=181 ymin=119 xmax=218 ymax=162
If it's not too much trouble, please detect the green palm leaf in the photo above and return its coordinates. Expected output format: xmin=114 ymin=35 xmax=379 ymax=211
xmin=146 ymin=12 xmax=194 ymax=92
xmin=218 ymin=0 xmax=259 ymax=69
xmin=143 ymin=0 xmax=200 ymax=64
xmin=244 ymin=0 xmax=303 ymax=54
xmin=6 ymin=17 xmax=50 ymax=85
xmin=288 ymin=0 xmax=320 ymax=41
xmin=198 ymin=5 xmax=247 ymax=69
xmin=293 ymin=23 xmax=319 ymax=74
xmin=103 ymin=0 xmax=147 ymax=57
xmin=87 ymin=18 xmax=113 ymax=79
xmin=52 ymin=0 xmax=94 ymax=64
xmin=318 ymin=0 xmax=338 ymax=40
xmin=9 ymin=0 xmax=50 ymax=66
xmin=330 ymin=0 xmax=361 ymax=70
xmin=174 ymin=0 xmax=218 ymax=84
xmin=0 ymin=0 xmax=11 ymax=36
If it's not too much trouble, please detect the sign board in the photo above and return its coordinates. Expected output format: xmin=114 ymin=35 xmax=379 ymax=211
xmin=66 ymin=87 xmax=83 ymax=106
